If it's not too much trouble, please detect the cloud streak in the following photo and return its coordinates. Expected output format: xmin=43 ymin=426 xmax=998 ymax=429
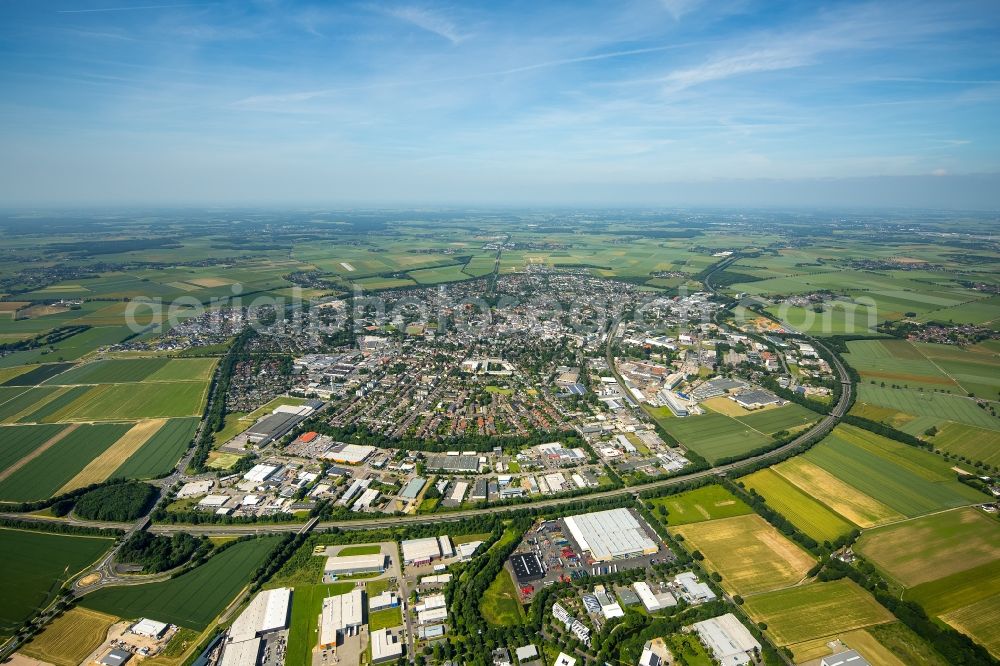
xmin=384 ymin=6 xmax=468 ymax=44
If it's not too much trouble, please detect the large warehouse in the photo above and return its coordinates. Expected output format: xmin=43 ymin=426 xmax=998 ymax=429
xmin=324 ymin=553 xmax=386 ymax=577
xmin=563 ymin=508 xmax=658 ymax=562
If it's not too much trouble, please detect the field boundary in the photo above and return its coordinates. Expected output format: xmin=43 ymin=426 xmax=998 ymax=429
xmin=56 ymin=419 xmax=165 ymax=494
xmin=0 ymin=423 xmax=78 ymax=483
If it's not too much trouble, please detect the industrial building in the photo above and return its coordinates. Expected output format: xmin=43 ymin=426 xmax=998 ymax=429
xmin=510 ymin=552 xmax=545 ymax=582
xmin=821 ymin=650 xmax=871 ymax=666
xmin=399 ymin=476 xmax=427 ymax=501
xmin=99 ymin=649 xmax=132 ymax=666
xmin=401 ymin=535 xmax=451 ymax=565
xmin=370 ymin=628 xmax=403 ymax=663
xmin=563 ymin=508 xmax=659 ymax=562
xmin=689 ymin=613 xmax=761 ymax=666
xmin=632 ymin=581 xmax=676 ymax=612
xmin=324 ymin=552 xmax=386 ymax=577
xmin=319 ymin=589 xmax=364 ymax=650
xmin=219 ymin=588 xmax=291 ymax=666
xmin=244 ymin=401 xmax=322 ymax=445
xmin=322 ymin=443 xmax=376 ymax=465
xmin=426 ymin=454 xmax=481 ymax=473
xmin=130 ymin=618 xmax=168 ymax=639
xmin=733 ymin=389 xmax=782 ymax=410
xmin=369 ymin=591 xmax=399 ymax=611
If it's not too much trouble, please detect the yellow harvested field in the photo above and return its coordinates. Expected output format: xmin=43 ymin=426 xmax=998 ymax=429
xmin=20 ymin=607 xmax=117 ymax=666
xmin=671 ymin=514 xmax=815 ymax=596
xmin=941 ymin=597 xmax=1000 ymax=658
xmin=702 ymin=396 xmax=752 ymax=416
xmin=855 ymin=507 xmax=1000 ymax=587
xmin=791 ymin=628 xmax=906 ymax=665
xmin=773 ymin=457 xmax=904 ymax=527
xmin=55 ymin=419 xmax=166 ymax=494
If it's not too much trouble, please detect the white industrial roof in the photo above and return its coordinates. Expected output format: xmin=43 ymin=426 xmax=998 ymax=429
xmin=690 ymin=613 xmax=761 ymax=666
xmin=371 ymin=629 xmax=403 ymax=661
xmin=320 ymin=589 xmax=364 ymax=647
xmin=243 ymin=464 xmax=279 ymax=483
xmin=229 ymin=588 xmax=291 ymax=643
xmin=555 ymin=653 xmax=577 ymax=666
xmin=198 ymin=494 xmax=229 ymax=508
xmin=401 ymin=537 xmax=441 ymax=562
xmin=219 ymin=638 xmax=261 ymax=666
xmin=564 ymin=508 xmax=657 ymax=561
xmin=417 ymin=606 xmax=448 ymax=625
xmin=131 ymin=618 xmax=167 ymax=637
xmin=177 ymin=480 xmax=212 ymax=498
xmin=324 ymin=553 xmax=385 ymax=574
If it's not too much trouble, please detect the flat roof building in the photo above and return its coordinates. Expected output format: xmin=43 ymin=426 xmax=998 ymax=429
xmin=511 ymin=552 xmax=545 ymax=582
xmin=821 ymin=650 xmax=871 ymax=666
xmin=689 ymin=613 xmax=761 ymax=666
xmin=322 ymin=443 xmax=376 ymax=465
xmin=564 ymin=508 xmax=658 ymax=561
xmin=325 ymin=553 xmax=386 ymax=576
xmin=130 ymin=618 xmax=168 ymax=638
xmin=427 ymin=454 xmax=480 ymax=473
xmin=402 ymin=536 xmax=444 ymax=565
xmin=99 ymin=649 xmax=133 ymax=666
xmin=229 ymin=587 xmax=292 ymax=643
xmin=371 ymin=628 xmax=403 ymax=663
xmin=399 ymin=476 xmax=427 ymax=500
xmin=319 ymin=589 xmax=364 ymax=650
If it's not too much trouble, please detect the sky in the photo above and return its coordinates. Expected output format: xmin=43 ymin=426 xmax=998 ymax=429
xmin=1 ymin=0 xmax=999 ymax=208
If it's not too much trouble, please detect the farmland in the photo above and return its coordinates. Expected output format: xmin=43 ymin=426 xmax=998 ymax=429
xmin=670 ymin=514 xmax=815 ymax=596
xmin=0 ymin=423 xmax=67 ymax=474
xmin=114 ymin=417 xmax=199 ymax=478
xmin=844 ymin=339 xmax=962 ymax=392
xmin=655 ymin=412 xmax=770 ymax=463
xmin=741 ymin=468 xmax=856 ymax=542
xmin=855 ymin=384 xmax=998 ymax=431
xmin=646 ymin=484 xmax=752 ymax=526
xmin=19 ymin=607 xmax=118 ymax=666
xmin=34 ymin=381 xmax=208 ymax=421
xmin=769 ymin=456 xmax=903 ymax=528
xmin=0 ymin=528 xmax=113 ymax=640
xmin=0 ymin=422 xmax=132 ymax=501
xmin=55 ymin=419 xmax=167 ymax=494
xmin=856 ymin=507 xmax=1000 ymax=587
xmin=81 ymin=536 xmax=279 ymax=629
xmin=46 ymin=357 xmax=171 ymax=385
xmin=744 ymin=579 xmax=893 ymax=647
xmin=801 ymin=425 xmax=989 ymax=518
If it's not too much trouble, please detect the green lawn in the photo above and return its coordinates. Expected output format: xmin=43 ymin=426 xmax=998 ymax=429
xmin=81 ymin=537 xmax=279 ymax=628
xmin=647 ymin=484 xmax=752 ymax=526
xmin=368 ymin=606 xmax=402 ymax=632
xmin=337 ymin=544 xmax=381 ymax=557
xmin=0 ymin=528 xmax=113 ymax=640
xmin=284 ymin=582 xmax=356 ymax=666
xmin=480 ymin=567 xmax=525 ymax=626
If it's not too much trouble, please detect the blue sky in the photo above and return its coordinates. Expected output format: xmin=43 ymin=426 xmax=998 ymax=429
xmin=1 ymin=0 xmax=998 ymax=207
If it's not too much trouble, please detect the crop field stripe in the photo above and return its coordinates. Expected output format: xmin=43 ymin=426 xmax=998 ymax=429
xmin=0 ymin=423 xmax=67 ymax=474
xmin=0 ymin=386 xmax=67 ymax=423
xmin=854 ymin=507 xmax=1000 ymax=588
xmin=19 ymin=607 xmax=118 ymax=666
xmin=115 ymin=417 xmax=199 ymax=478
xmin=804 ymin=425 xmax=989 ymax=517
xmin=0 ymin=422 xmax=132 ymax=501
xmin=80 ymin=536 xmax=279 ymax=629
xmin=55 ymin=418 xmax=164 ymax=494
xmin=744 ymin=579 xmax=894 ymax=647
xmin=17 ymin=385 xmax=92 ymax=423
xmin=43 ymin=357 xmax=170 ymax=385
xmin=940 ymin=597 xmax=1000 ymax=659
xmin=742 ymin=468 xmax=856 ymax=542
xmin=42 ymin=381 xmax=209 ymax=421
xmin=771 ymin=457 xmax=903 ymax=528
xmin=0 ymin=423 xmax=80 ymax=483
xmin=0 ymin=362 xmax=76 ymax=386
xmin=649 ymin=484 xmax=752 ymax=526
xmin=856 ymin=385 xmax=999 ymax=430
xmin=907 ymin=559 xmax=1000 ymax=616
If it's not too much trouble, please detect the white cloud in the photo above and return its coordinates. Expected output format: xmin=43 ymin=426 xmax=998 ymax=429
xmin=659 ymin=0 xmax=702 ymax=21
xmin=384 ymin=6 xmax=468 ymax=44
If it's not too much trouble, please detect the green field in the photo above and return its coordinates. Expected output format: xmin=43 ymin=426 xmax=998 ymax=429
xmin=16 ymin=386 xmax=92 ymax=423
xmin=1 ymin=363 xmax=76 ymax=386
xmin=656 ymin=412 xmax=771 ymax=463
xmin=648 ymin=484 xmax=752 ymax=526
xmin=735 ymin=402 xmax=819 ymax=433
xmin=36 ymin=381 xmax=208 ymax=421
xmin=0 ymin=422 xmax=133 ymax=501
xmin=480 ymin=567 xmax=525 ymax=626
xmin=928 ymin=421 xmax=1000 ymax=466
xmin=741 ymin=468 xmax=856 ymax=542
xmin=45 ymin=357 xmax=170 ymax=385
xmin=802 ymin=425 xmax=989 ymax=518
xmin=81 ymin=537 xmax=279 ymax=628
xmin=0 ymin=528 xmax=113 ymax=639
xmin=284 ymin=582 xmax=356 ymax=666
xmin=844 ymin=340 xmax=963 ymax=393
xmin=114 ymin=417 xmax=199 ymax=478
xmin=368 ymin=606 xmax=402 ymax=632
xmin=0 ymin=423 xmax=67 ymax=473
xmin=856 ymin=384 xmax=999 ymax=430
xmin=744 ymin=579 xmax=893 ymax=647
xmin=0 ymin=386 xmax=61 ymax=422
